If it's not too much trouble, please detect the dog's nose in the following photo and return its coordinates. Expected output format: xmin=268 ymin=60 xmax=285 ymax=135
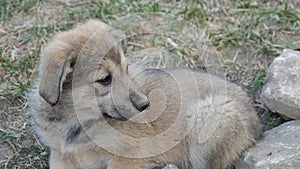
xmin=136 ymin=100 xmax=149 ymax=112
xmin=129 ymin=89 xmax=150 ymax=112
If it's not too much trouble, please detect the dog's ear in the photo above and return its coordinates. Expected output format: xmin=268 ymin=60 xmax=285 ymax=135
xmin=110 ymin=28 xmax=127 ymax=54
xmin=39 ymin=47 xmax=75 ymax=106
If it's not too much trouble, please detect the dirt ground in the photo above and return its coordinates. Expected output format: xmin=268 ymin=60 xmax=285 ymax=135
xmin=0 ymin=0 xmax=299 ymax=168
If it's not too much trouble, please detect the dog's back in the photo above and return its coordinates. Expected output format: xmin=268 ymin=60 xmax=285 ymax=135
xmin=126 ymin=68 xmax=262 ymax=169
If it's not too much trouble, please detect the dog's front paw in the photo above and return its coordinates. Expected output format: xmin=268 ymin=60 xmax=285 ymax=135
xmin=149 ymin=164 xmax=178 ymax=169
xmin=161 ymin=164 xmax=178 ymax=169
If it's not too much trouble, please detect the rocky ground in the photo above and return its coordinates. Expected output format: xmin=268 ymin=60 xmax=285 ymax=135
xmin=0 ymin=0 xmax=299 ymax=168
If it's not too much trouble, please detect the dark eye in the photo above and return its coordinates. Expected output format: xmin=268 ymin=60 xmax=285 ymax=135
xmin=96 ymin=75 xmax=112 ymax=86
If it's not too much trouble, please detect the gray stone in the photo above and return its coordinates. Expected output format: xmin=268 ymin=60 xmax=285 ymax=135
xmin=0 ymin=144 xmax=13 ymax=164
xmin=261 ymin=49 xmax=300 ymax=119
xmin=235 ymin=120 xmax=300 ymax=169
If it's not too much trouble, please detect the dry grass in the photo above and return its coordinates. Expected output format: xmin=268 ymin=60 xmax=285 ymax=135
xmin=0 ymin=0 xmax=299 ymax=168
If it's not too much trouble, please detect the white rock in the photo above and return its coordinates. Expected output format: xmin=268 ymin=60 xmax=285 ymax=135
xmin=261 ymin=49 xmax=300 ymax=119
xmin=235 ymin=120 xmax=300 ymax=169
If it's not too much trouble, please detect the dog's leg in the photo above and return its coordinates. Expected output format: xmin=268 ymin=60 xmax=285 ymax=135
xmin=148 ymin=164 xmax=179 ymax=169
xmin=50 ymin=150 xmax=78 ymax=169
xmin=107 ymin=158 xmax=147 ymax=169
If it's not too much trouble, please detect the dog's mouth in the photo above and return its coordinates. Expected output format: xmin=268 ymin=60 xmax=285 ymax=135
xmin=102 ymin=111 xmax=128 ymax=121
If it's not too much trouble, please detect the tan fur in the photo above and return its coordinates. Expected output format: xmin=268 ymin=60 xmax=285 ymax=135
xmin=28 ymin=20 xmax=262 ymax=169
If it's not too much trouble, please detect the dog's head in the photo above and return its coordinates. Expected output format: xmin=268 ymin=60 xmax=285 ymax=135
xmin=38 ymin=20 xmax=149 ymax=121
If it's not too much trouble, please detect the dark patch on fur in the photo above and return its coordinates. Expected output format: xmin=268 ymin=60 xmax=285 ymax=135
xmin=65 ymin=123 xmax=82 ymax=144
xmin=63 ymin=118 xmax=107 ymax=146
xmin=48 ymin=116 xmax=60 ymax=122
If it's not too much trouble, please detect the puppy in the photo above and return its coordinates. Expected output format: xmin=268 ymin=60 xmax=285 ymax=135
xmin=28 ymin=20 xmax=261 ymax=169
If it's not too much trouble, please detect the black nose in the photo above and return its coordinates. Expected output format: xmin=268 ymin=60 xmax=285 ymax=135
xmin=136 ymin=101 xmax=149 ymax=111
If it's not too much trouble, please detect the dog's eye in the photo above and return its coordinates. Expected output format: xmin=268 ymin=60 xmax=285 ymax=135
xmin=96 ymin=75 xmax=112 ymax=86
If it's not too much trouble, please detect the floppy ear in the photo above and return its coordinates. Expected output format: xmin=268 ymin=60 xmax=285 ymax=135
xmin=110 ymin=28 xmax=127 ymax=54
xmin=39 ymin=49 xmax=75 ymax=106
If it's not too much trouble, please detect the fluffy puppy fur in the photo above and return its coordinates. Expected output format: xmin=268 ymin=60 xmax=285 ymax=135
xmin=28 ymin=20 xmax=262 ymax=169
